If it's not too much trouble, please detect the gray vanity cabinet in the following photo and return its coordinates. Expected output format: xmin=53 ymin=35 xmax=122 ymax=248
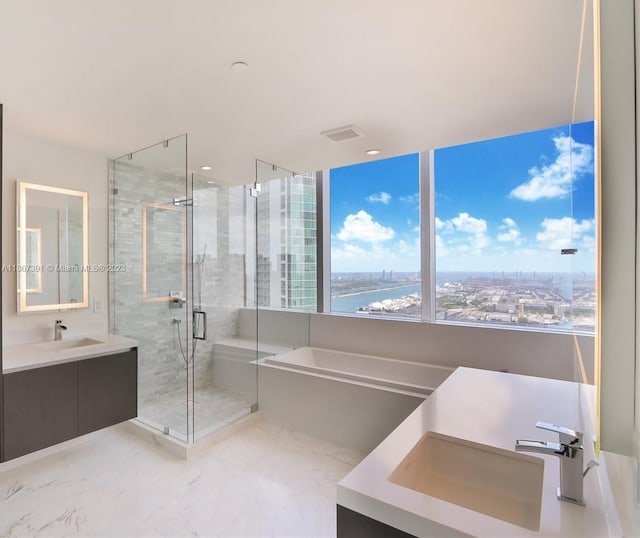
xmin=3 ymin=362 xmax=79 ymax=460
xmin=337 ymin=505 xmax=418 ymax=538
xmin=2 ymin=348 xmax=137 ymax=461
xmin=78 ymin=349 xmax=137 ymax=435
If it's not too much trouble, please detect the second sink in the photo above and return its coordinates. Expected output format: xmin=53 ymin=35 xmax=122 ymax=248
xmin=388 ymin=431 xmax=545 ymax=531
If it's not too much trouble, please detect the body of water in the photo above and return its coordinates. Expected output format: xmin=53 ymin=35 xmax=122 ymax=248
xmin=331 ymin=283 xmax=421 ymax=313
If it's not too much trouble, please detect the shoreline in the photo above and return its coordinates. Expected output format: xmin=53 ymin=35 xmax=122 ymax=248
xmin=332 ymin=283 xmax=419 ymax=299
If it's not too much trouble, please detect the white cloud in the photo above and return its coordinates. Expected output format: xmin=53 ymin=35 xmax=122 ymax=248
xmin=366 ymin=191 xmax=391 ymax=204
xmin=450 ymin=212 xmax=487 ymax=234
xmin=471 ymin=234 xmax=490 ymax=250
xmin=399 ymin=193 xmax=420 ymax=205
xmin=536 ymin=217 xmax=594 ymax=250
xmin=436 ymin=212 xmax=490 ymax=255
xmin=435 ymin=234 xmax=449 ymax=256
xmin=331 ymin=237 xmax=420 ymax=272
xmin=497 ymin=228 xmax=521 ymax=243
xmin=497 ymin=217 xmax=522 ymax=244
xmin=330 ymin=242 xmax=368 ymax=260
xmin=581 ymin=234 xmax=595 ymax=250
xmin=435 ymin=216 xmax=452 ymax=231
xmin=336 ymin=210 xmax=395 ymax=243
xmin=510 ymin=135 xmax=593 ymax=201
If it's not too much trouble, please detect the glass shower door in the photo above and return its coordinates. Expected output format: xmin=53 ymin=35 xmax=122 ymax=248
xmin=190 ymin=174 xmax=257 ymax=441
xmin=111 ymin=135 xmax=191 ymax=441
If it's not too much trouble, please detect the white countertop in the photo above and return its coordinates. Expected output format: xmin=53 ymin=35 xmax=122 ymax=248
xmin=338 ymin=367 xmax=620 ymax=537
xmin=3 ymin=334 xmax=138 ymax=374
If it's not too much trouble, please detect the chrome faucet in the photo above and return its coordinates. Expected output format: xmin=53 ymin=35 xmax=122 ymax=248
xmin=515 ymin=422 xmax=598 ymax=506
xmin=54 ymin=320 xmax=68 ymax=341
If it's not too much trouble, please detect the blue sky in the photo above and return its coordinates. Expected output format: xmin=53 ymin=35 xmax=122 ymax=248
xmin=330 ymin=121 xmax=595 ymax=273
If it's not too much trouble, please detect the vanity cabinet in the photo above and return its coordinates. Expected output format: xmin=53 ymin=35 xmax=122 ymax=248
xmin=2 ymin=348 xmax=137 ymax=461
xmin=78 ymin=349 xmax=137 ymax=435
xmin=337 ymin=505 xmax=417 ymax=538
xmin=3 ymin=362 xmax=79 ymax=460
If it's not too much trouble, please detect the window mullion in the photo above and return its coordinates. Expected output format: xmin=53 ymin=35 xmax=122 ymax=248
xmin=420 ymin=150 xmax=435 ymax=321
xmin=319 ymin=170 xmax=331 ymax=312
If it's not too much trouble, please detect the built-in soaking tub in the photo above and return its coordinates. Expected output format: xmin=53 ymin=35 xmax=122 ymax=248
xmin=263 ymin=347 xmax=454 ymax=397
xmin=259 ymin=347 xmax=455 ymax=453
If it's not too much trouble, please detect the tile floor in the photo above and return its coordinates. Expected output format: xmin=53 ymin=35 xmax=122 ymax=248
xmin=138 ymin=385 xmax=252 ymax=442
xmin=0 ymin=418 xmax=363 ymax=537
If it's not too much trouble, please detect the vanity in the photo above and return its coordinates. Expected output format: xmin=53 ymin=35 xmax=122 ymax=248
xmin=337 ymin=367 xmax=619 ymax=537
xmin=1 ymin=335 xmax=138 ymax=461
xmin=0 ymin=180 xmax=139 ymax=462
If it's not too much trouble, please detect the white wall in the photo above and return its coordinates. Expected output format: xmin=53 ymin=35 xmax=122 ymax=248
xmin=599 ymin=0 xmax=636 ymax=458
xmin=309 ymin=313 xmax=594 ymax=382
xmin=2 ymin=129 xmax=109 ymax=346
xmin=240 ymin=307 xmax=594 ymax=382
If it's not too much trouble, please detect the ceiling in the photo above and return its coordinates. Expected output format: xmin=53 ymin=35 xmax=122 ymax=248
xmin=0 ymin=0 xmax=594 ymax=185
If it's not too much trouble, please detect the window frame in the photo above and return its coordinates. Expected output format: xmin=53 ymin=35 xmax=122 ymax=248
xmin=321 ymin=146 xmax=595 ymax=336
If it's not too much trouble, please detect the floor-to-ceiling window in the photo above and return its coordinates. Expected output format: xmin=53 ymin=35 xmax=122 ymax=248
xmin=329 ymin=153 xmax=421 ymax=319
xmin=433 ymin=121 xmax=596 ymax=332
xmin=323 ymin=122 xmax=596 ymax=334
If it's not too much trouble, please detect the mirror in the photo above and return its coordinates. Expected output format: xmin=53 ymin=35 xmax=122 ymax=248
xmin=17 ymin=181 xmax=88 ymax=312
xmin=141 ymin=202 xmax=185 ymax=301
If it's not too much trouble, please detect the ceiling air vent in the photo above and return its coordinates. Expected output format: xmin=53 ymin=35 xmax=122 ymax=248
xmin=321 ymin=125 xmax=363 ymax=143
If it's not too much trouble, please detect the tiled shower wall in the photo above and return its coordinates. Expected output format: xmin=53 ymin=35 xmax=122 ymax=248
xmin=111 ymin=160 xmax=249 ymax=418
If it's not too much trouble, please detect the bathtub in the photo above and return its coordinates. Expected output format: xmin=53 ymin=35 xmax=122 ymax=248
xmin=259 ymin=347 xmax=456 ymax=452
xmin=263 ymin=346 xmax=454 ymax=397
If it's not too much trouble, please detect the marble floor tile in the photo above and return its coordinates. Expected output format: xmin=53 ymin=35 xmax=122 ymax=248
xmin=139 ymin=385 xmax=252 ymax=442
xmin=0 ymin=418 xmax=364 ymax=538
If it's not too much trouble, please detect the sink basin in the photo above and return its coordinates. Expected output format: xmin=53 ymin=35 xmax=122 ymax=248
xmin=36 ymin=337 xmax=105 ymax=352
xmin=388 ymin=431 xmax=544 ymax=531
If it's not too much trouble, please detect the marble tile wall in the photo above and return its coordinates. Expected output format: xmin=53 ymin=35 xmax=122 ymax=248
xmin=111 ymin=161 xmax=251 ymax=434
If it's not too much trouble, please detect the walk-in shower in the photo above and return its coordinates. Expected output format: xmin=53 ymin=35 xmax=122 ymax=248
xmin=109 ymin=135 xmax=258 ymax=443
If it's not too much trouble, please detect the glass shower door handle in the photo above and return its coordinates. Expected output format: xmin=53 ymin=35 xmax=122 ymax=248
xmin=193 ymin=310 xmax=207 ymax=340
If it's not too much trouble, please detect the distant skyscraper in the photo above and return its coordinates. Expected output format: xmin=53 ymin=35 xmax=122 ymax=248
xmin=256 ymin=173 xmax=317 ymax=311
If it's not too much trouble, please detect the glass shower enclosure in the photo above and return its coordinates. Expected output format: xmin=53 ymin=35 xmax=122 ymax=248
xmin=110 ymin=135 xmax=257 ymax=443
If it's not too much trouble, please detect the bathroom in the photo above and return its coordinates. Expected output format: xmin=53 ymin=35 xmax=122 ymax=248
xmin=0 ymin=1 xmax=638 ymax=536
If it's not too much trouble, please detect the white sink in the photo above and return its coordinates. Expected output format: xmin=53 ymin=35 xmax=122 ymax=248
xmin=36 ymin=337 xmax=105 ymax=352
xmin=388 ymin=431 xmax=544 ymax=531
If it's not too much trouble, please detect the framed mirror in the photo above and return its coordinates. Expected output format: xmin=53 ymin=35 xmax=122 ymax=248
xmin=141 ymin=202 xmax=185 ymax=302
xmin=17 ymin=181 xmax=89 ymax=312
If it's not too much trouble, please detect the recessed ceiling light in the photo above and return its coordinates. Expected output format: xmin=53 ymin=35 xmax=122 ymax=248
xmin=230 ymin=61 xmax=249 ymax=73
xmin=365 ymin=149 xmax=381 ymax=155
xmin=200 ymin=165 xmax=212 ymax=171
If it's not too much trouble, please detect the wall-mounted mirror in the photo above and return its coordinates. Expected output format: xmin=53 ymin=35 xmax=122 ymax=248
xmin=17 ymin=181 xmax=88 ymax=312
xmin=142 ymin=202 xmax=185 ymax=302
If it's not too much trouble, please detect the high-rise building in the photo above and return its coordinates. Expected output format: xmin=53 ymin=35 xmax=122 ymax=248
xmin=256 ymin=172 xmax=317 ymax=311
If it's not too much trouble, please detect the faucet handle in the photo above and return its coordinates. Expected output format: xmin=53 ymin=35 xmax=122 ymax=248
xmin=536 ymin=421 xmax=583 ymax=446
